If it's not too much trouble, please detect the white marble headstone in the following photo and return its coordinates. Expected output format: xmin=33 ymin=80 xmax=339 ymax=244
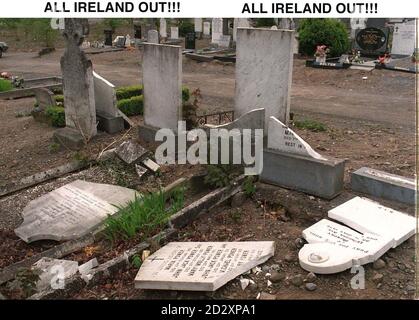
xmin=203 ymin=22 xmax=211 ymax=36
xmin=328 ymin=196 xmax=416 ymax=247
xmin=211 ymin=18 xmax=223 ymax=44
xmin=170 ymin=26 xmax=179 ymax=40
xmin=159 ymin=18 xmax=167 ymax=38
xmin=391 ymin=20 xmax=415 ymax=56
xmin=135 ymin=241 xmax=275 ymax=291
xmin=299 ymin=219 xmax=393 ymax=274
xmin=194 ymin=18 xmax=202 ymax=33
xmin=15 ymin=180 xmax=139 ymax=243
xmin=147 ymin=30 xmax=159 ymax=44
xmin=267 ymin=116 xmax=326 ymax=160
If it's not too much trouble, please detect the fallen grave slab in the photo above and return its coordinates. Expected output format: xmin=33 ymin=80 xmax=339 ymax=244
xmin=185 ymin=53 xmax=214 ymax=62
xmin=375 ymin=63 xmax=418 ymax=74
xmin=305 ymin=60 xmax=350 ymax=69
xmin=135 ymin=241 xmax=275 ymax=291
xmin=299 ymin=219 xmax=394 ymax=274
xmin=33 ymin=257 xmax=78 ymax=292
xmin=14 ymin=180 xmax=139 ymax=243
xmin=328 ymin=196 xmax=416 ymax=247
xmin=115 ymin=140 xmax=149 ymax=164
xmin=351 ymin=167 xmax=415 ymax=205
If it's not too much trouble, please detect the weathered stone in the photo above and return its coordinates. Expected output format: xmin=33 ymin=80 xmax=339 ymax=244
xmin=290 ymin=274 xmax=304 ymax=287
xmin=391 ymin=20 xmax=415 ymax=56
xmin=115 ymin=140 xmax=148 ymax=164
xmin=159 ymin=18 xmax=167 ymax=38
xmin=203 ymin=22 xmax=211 ymax=37
xmin=60 ymin=18 xmax=97 ymax=139
xmin=259 ymin=292 xmax=276 ymax=300
xmin=305 ymin=282 xmax=317 ymax=291
xmin=93 ymin=71 xmax=118 ymax=117
xmin=211 ymin=18 xmax=223 ymax=45
xmin=142 ymin=43 xmax=182 ymax=132
xmin=135 ymin=241 xmax=275 ymax=291
xmin=305 ymin=272 xmax=317 ymax=282
xmin=33 ymin=257 xmax=78 ymax=292
xmin=96 ymin=113 xmax=124 ymax=134
xmin=147 ymin=30 xmax=159 ymax=44
xmin=78 ymin=258 xmax=98 ymax=275
xmin=15 ymin=180 xmax=139 ymax=242
xmin=373 ymin=259 xmax=386 ymax=270
xmin=235 ymin=28 xmax=294 ymax=127
xmin=135 ymin=164 xmax=148 ymax=179
xmin=351 ymin=167 xmax=415 ymax=205
xmin=233 ymin=18 xmax=251 ymax=42
xmin=34 ymin=88 xmax=56 ymax=111
xmin=372 ymin=272 xmax=384 ymax=283
xmin=170 ymin=27 xmax=179 ymax=40
xmin=260 ymin=148 xmax=345 ymax=199
xmin=269 ymin=271 xmax=285 ymax=283
xmin=53 ymin=127 xmax=86 ymax=150
xmin=142 ymin=158 xmax=160 ymax=173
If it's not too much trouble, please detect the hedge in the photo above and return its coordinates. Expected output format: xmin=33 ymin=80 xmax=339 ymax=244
xmin=117 ymin=95 xmax=144 ymax=116
xmin=116 ymin=85 xmax=143 ymax=100
xmin=45 ymin=106 xmax=65 ymax=127
xmin=54 ymin=95 xmax=64 ymax=104
xmin=0 ymin=79 xmax=13 ymax=92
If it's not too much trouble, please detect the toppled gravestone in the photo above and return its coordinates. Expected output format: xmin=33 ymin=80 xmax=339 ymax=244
xmin=298 ymin=196 xmax=416 ymax=274
xmin=135 ymin=241 xmax=275 ymax=291
xmin=115 ymin=140 xmax=149 ymax=164
xmin=15 ymin=180 xmax=139 ymax=243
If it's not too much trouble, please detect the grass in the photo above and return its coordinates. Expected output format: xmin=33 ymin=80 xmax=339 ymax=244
xmin=0 ymin=78 xmax=13 ymax=92
xmin=104 ymin=188 xmax=185 ymax=242
xmin=293 ymin=119 xmax=327 ymax=132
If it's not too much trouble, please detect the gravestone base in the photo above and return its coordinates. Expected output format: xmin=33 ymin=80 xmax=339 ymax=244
xmin=138 ymin=124 xmax=160 ymax=143
xmin=260 ymin=148 xmax=346 ymax=199
xmin=351 ymin=167 xmax=415 ymax=205
xmin=97 ymin=113 xmax=124 ymax=134
xmin=53 ymin=127 xmax=87 ymax=150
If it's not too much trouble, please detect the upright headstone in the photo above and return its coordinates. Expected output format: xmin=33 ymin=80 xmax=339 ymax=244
xmin=194 ymin=18 xmax=202 ymax=33
xmin=211 ymin=18 xmax=223 ymax=45
xmin=354 ymin=27 xmax=390 ymax=56
xmin=34 ymin=88 xmax=56 ymax=111
xmin=391 ymin=20 xmax=416 ymax=56
xmin=203 ymin=22 xmax=211 ymax=38
xmin=134 ymin=24 xmax=142 ymax=40
xmin=104 ymin=29 xmax=113 ymax=46
xmin=185 ymin=32 xmax=196 ymax=50
xmin=170 ymin=26 xmax=179 ymax=40
xmin=159 ymin=18 xmax=167 ymax=39
xmin=141 ymin=43 xmax=182 ymax=134
xmin=147 ymin=30 xmax=159 ymax=44
xmin=233 ymin=18 xmax=250 ymax=42
xmin=55 ymin=18 xmax=96 ymax=149
xmin=235 ymin=28 xmax=294 ymax=127
xmin=350 ymin=18 xmax=367 ymax=38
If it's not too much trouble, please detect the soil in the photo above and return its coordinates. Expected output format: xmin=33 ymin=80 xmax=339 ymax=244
xmin=0 ymin=39 xmax=416 ymax=300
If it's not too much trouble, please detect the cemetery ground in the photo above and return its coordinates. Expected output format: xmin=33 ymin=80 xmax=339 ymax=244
xmin=0 ymin=47 xmax=416 ymax=299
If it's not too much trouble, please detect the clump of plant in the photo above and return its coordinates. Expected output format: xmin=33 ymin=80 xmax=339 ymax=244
xmin=229 ymin=209 xmax=242 ymax=223
xmin=116 ymin=85 xmax=143 ymax=100
xmin=243 ymin=176 xmax=257 ymax=197
xmin=45 ymin=106 xmax=65 ymax=127
xmin=0 ymin=78 xmax=13 ymax=92
xmin=131 ymin=255 xmax=142 ymax=269
xmin=104 ymin=187 xmax=185 ymax=242
xmin=182 ymin=88 xmax=200 ymax=130
xmin=178 ymin=19 xmax=194 ymax=37
xmin=298 ymin=19 xmax=350 ymax=57
xmin=204 ymin=164 xmax=241 ymax=189
xmin=54 ymin=94 xmax=64 ymax=106
xmin=293 ymin=119 xmax=327 ymax=132
xmin=117 ymin=95 xmax=144 ymax=116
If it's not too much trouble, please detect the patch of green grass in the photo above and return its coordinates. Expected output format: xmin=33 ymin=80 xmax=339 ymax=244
xmin=0 ymin=78 xmax=13 ymax=92
xmin=294 ymin=119 xmax=327 ymax=132
xmin=49 ymin=142 xmax=61 ymax=153
xmin=131 ymin=255 xmax=142 ymax=269
xmin=45 ymin=106 xmax=65 ymax=127
xmin=104 ymin=188 xmax=185 ymax=242
xmin=243 ymin=176 xmax=256 ymax=197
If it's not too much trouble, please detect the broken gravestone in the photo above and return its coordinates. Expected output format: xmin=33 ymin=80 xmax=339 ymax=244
xmin=135 ymin=241 xmax=275 ymax=291
xmin=115 ymin=140 xmax=149 ymax=164
xmin=298 ymin=197 xmax=416 ymax=274
xmin=15 ymin=180 xmax=138 ymax=243
xmin=32 ymin=257 xmax=78 ymax=292
xmin=34 ymin=88 xmax=56 ymax=111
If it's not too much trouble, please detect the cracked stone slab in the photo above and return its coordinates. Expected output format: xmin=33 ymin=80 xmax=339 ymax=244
xmin=299 ymin=219 xmax=394 ymax=274
xmin=33 ymin=257 xmax=79 ymax=292
xmin=115 ymin=140 xmax=149 ymax=164
xmin=328 ymin=196 xmax=416 ymax=247
xmin=135 ymin=241 xmax=275 ymax=291
xmin=15 ymin=180 xmax=139 ymax=243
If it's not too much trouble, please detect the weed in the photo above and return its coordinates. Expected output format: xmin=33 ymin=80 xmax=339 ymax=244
xmin=229 ymin=209 xmax=242 ymax=223
xmin=48 ymin=142 xmax=61 ymax=153
xmin=243 ymin=176 xmax=256 ymax=197
xmin=204 ymin=164 xmax=240 ymax=189
xmin=294 ymin=119 xmax=327 ymax=132
xmin=131 ymin=255 xmax=142 ymax=269
xmin=104 ymin=187 xmax=185 ymax=242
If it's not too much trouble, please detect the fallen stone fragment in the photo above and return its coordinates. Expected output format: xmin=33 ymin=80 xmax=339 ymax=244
xmin=135 ymin=241 xmax=275 ymax=291
xmin=240 ymin=278 xmax=250 ymax=290
xmin=78 ymin=258 xmax=98 ymax=275
xmin=33 ymin=258 xmax=78 ymax=292
xmin=305 ymin=282 xmax=317 ymax=291
xmin=141 ymin=250 xmax=151 ymax=262
xmin=373 ymin=259 xmax=386 ymax=270
xmin=135 ymin=164 xmax=148 ymax=179
xmin=115 ymin=140 xmax=148 ymax=164
xmin=142 ymin=158 xmax=160 ymax=173
xmin=258 ymin=292 xmax=276 ymax=300
xmin=290 ymin=274 xmax=304 ymax=287
xmin=269 ymin=271 xmax=285 ymax=283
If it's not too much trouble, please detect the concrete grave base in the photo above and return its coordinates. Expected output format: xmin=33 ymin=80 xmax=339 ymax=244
xmin=96 ymin=113 xmax=124 ymax=134
xmin=260 ymin=148 xmax=346 ymax=199
xmin=53 ymin=127 xmax=87 ymax=150
xmin=351 ymin=167 xmax=415 ymax=205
